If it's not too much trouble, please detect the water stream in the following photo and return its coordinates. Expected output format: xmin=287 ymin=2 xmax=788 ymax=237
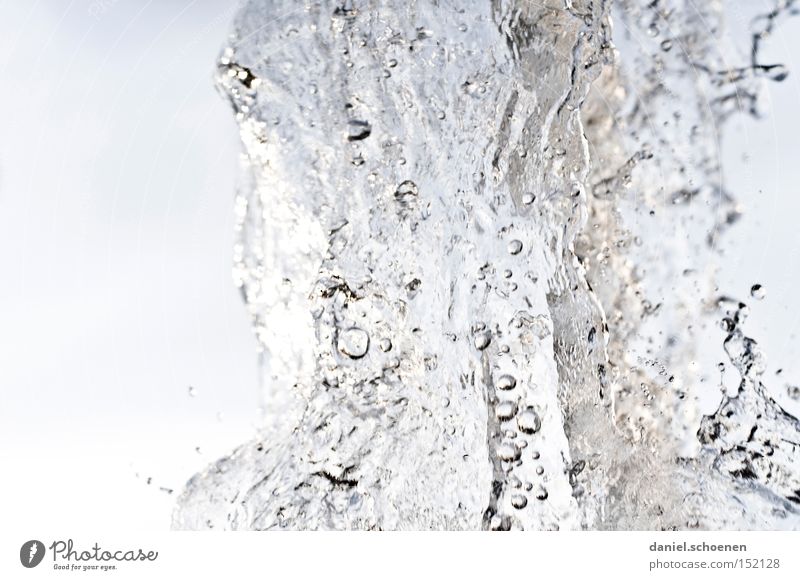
xmin=172 ymin=0 xmax=800 ymax=530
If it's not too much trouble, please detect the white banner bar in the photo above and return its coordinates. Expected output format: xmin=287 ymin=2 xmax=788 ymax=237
xmin=3 ymin=531 xmax=799 ymax=579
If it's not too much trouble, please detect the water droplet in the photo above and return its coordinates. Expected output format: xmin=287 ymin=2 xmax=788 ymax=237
xmin=496 ymin=374 xmax=517 ymax=390
xmin=511 ymin=494 xmax=528 ymax=509
xmin=522 ymin=192 xmax=535 ymax=205
xmin=660 ymin=39 xmax=673 ymax=52
xmin=495 ymin=400 xmax=518 ymax=421
xmin=507 ymin=239 xmax=523 ymax=255
xmin=394 ymin=180 xmax=419 ymax=200
xmin=473 ymin=331 xmax=491 ymax=351
xmin=337 ymin=327 xmax=370 ymax=359
xmin=750 ymin=284 xmax=765 ymax=300
xmin=517 ymin=407 xmax=542 ymax=434
xmin=762 ymin=64 xmax=788 ymax=82
xmin=347 ymin=120 xmax=372 ymax=141
xmin=534 ymin=486 xmax=549 ymax=500
xmin=497 ymin=441 xmax=521 ymax=462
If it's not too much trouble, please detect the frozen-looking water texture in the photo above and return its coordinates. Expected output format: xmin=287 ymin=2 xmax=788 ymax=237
xmin=174 ymin=0 xmax=800 ymax=530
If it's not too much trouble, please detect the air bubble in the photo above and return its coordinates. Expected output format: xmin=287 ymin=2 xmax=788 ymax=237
xmin=394 ymin=180 xmax=419 ymax=201
xmin=337 ymin=327 xmax=370 ymax=359
xmin=507 ymin=239 xmax=523 ymax=255
xmin=347 ymin=120 xmax=372 ymax=141
xmin=750 ymin=284 xmax=766 ymax=300
xmin=511 ymin=494 xmax=528 ymax=509
xmin=497 ymin=442 xmax=521 ymax=462
xmin=495 ymin=400 xmax=518 ymax=421
xmin=517 ymin=407 xmax=541 ymax=434
xmin=473 ymin=331 xmax=491 ymax=351
xmin=496 ymin=374 xmax=517 ymax=390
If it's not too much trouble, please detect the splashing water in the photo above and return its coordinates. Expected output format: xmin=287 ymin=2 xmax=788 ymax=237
xmin=173 ymin=0 xmax=800 ymax=530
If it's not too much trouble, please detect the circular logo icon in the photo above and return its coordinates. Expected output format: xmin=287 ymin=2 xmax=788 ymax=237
xmin=20 ymin=540 xmax=46 ymax=568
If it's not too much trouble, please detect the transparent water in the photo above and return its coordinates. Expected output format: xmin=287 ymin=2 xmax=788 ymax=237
xmin=173 ymin=0 xmax=800 ymax=530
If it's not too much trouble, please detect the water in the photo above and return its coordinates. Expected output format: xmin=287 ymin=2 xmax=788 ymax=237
xmin=173 ymin=0 xmax=800 ymax=530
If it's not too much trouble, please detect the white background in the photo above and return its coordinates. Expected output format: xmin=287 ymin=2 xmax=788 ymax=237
xmin=1 ymin=0 xmax=800 ymax=533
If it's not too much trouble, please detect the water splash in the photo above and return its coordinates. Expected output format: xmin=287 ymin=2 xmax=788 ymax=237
xmin=173 ymin=0 xmax=800 ymax=530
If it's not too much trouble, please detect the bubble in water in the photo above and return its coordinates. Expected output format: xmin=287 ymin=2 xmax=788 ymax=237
xmin=750 ymin=284 xmax=766 ymax=300
xmin=761 ymin=64 xmax=789 ymax=82
xmin=473 ymin=331 xmax=491 ymax=351
xmin=347 ymin=120 xmax=372 ymax=141
xmin=507 ymin=240 xmax=523 ymax=255
xmin=394 ymin=180 xmax=419 ymax=202
xmin=337 ymin=327 xmax=370 ymax=359
xmin=496 ymin=374 xmax=517 ymax=391
xmin=517 ymin=407 xmax=541 ymax=434
xmin=497 ymin=441 xmax=521 ymax=462
xmin=496 ymin=400 xmax=518 ymax=422
xmin=511 ymin=494 xmax=528 ymax=509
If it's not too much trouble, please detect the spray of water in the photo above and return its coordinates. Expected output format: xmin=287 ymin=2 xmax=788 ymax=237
xmin=173 ymin=0 xmax=800 ymax=530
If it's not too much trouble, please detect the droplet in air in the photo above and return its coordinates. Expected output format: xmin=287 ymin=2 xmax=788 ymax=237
xmin=337 ymin=327 xmax=370 ymax=359
xmin=534 ymin=486 xmax=548 ymax=500
xmin=750 ymin=284 xmax=765 ymax=300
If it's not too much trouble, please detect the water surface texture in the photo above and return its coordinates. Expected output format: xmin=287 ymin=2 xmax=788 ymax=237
xmin=173 ymin=0 xmax=800 ymax=530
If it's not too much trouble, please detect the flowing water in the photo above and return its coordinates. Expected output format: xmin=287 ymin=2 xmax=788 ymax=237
xmin=172 ymin=0 xmax=800 ymax=530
